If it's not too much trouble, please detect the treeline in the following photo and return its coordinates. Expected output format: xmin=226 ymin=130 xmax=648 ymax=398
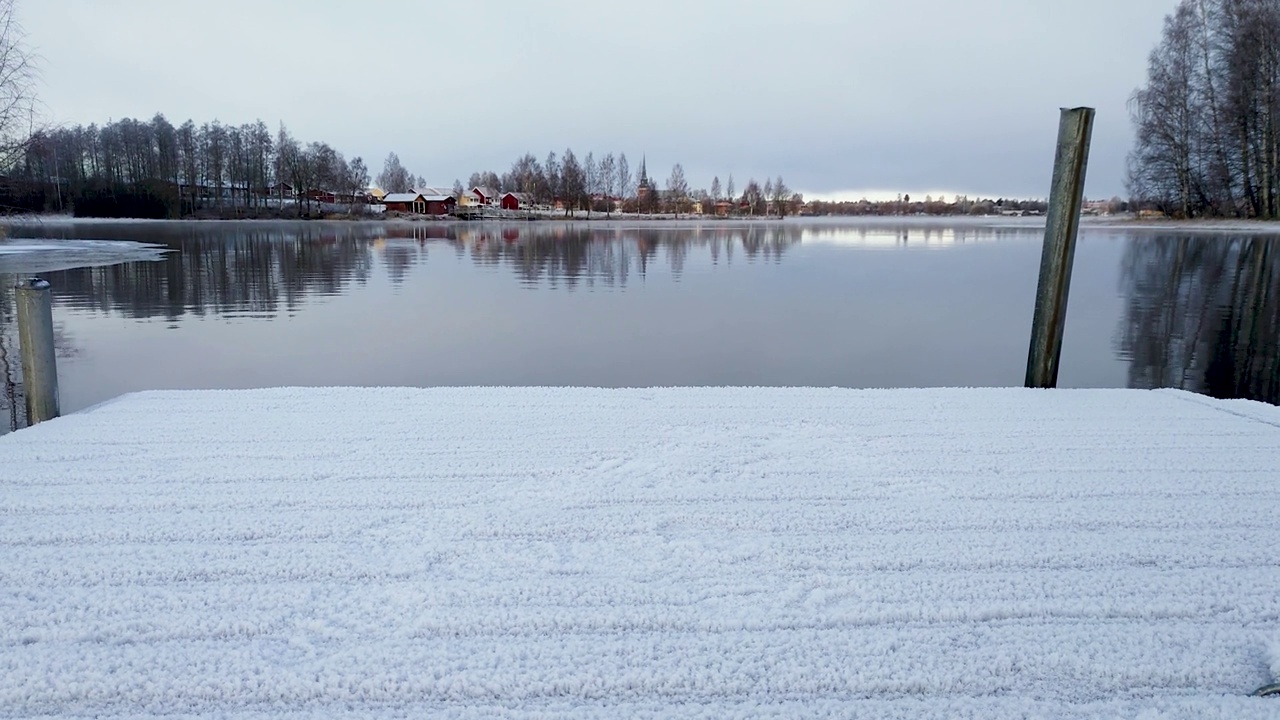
xmin=465 ymin=151 xmax=801 ymax=216
xmin=6 ymin=114 xmax=377 ymax=218
xmin=1129 ymin=0 xmax=1280 ymax=218
xmin=802 ymin=196 xmax=1057 ymax=217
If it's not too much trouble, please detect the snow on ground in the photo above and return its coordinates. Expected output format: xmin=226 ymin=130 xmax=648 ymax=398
xmin=1 ymin=387 xmax=1278 ymax=719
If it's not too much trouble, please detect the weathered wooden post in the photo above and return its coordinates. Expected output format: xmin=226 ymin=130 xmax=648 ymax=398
xmin=1026 ymin=107 xmax=1095 ymax=389
xmin=15 ymin=277 xmax=59 ymax=425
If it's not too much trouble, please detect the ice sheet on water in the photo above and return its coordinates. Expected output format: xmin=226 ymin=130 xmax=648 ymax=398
xmin=0 ymin=238 xmax=170 ymax=274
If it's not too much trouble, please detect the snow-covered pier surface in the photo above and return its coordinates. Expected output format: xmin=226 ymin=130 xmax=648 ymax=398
xmin=3 ymin=387 xmax=1279 ymax=719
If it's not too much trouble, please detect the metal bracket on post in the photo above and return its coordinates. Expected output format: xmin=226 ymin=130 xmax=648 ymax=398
xmin=15 ymin=277 xmax=59 ymax=425
xmin=1026 ymin=107 xmax=1095 ymax=389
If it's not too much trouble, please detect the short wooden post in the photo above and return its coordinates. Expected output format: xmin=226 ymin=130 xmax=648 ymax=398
xmin=1026 ymin=107 xmax=1095 ymax=389
xmin=15 ymin=277 xmax=59 ymax=425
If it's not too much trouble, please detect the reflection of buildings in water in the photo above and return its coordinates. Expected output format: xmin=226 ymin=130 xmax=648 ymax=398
xmin=1119 ymin=236 xmax=1280 ymax=404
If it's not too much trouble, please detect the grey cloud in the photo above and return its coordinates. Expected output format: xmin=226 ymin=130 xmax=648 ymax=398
xmin=24 ymin=0 xmax=1175 ymax=199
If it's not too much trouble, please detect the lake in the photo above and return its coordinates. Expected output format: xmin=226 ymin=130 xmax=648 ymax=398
xmin=1 ymin=217 xmax=1277 ymax=432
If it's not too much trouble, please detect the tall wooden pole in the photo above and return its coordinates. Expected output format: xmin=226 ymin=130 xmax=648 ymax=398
xmin=16 ymin=277 xmax=59 ymax=425
xmin=1026 ymin=107 xmax=1095 ymax=389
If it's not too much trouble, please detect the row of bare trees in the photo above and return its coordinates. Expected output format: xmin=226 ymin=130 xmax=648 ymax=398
xmin=9 ymin=115 xmax=381 ymax=218
xmin=1129 ymin=0 xmax=1280 ymax=218
xmin=467 ymin=151 xmax=801 ymax=216
xmin=467 ymin=150 xmax=637 ymax=215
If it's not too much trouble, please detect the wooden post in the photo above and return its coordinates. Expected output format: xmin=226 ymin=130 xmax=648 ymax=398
xmin=1026 ymin=107 xmax=1095 ymax=389
xmin=15 ymin=277 xmax=59 ymax=425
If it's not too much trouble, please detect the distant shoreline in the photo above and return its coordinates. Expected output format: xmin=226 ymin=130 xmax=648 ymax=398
xmin=5 ymin=213 xmax=1280 ymax=234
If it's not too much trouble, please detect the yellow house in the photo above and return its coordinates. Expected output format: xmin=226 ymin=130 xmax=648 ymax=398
xmin=367 ymin=187 xmax=387 ymax=202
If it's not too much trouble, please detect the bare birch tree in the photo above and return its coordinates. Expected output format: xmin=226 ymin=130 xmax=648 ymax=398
xmin=0 ymin=0 xmax=37 ymax=172
xmin=770 ymin=176 xmax=790 ymax=217
xmin=377 ymin=152 xmax=411 ymax=194
xmin=616 ymin=153 xmax=633 ymax=206
xmin=666 ymin=163 xmax=688 ymax=217
xmin=599 ymin=153 xmax=616 ymax=216
xmin=1130 ymin=0 xmax=1280 ymax=218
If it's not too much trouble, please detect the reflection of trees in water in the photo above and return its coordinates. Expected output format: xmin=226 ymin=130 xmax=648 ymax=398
xmin=46 ymin=223 xmax=380 ymax=321
xmin=36 ymin=223 xmax=804 ymax=324
xmin=446 ymin=224 xmax=802 ymax=288
xmin=1119 ymin=236 xmax=1280 ymax=404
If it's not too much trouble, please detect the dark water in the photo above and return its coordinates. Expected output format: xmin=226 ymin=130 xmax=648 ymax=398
xmin=0 ymin=218 xmax=1276 ymax=431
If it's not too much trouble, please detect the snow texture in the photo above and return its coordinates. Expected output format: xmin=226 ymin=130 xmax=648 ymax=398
xmin=1 ymin=387 xmax=1278 ymax=719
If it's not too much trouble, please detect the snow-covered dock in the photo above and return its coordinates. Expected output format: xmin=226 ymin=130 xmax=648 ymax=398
xmin=2 ymin=387 xmax=1279 ymax=719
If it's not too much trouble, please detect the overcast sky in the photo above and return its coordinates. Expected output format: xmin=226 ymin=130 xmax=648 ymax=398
xmin=24 ymin=0 xmax=1175 ymax=201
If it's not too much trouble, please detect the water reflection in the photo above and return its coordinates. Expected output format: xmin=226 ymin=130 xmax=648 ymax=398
xmin=46 ymin=226 xmax=377 ymax=322
xmin=2 ymin=220 xmax=1278 ymax=434
xmin=16 ymin=222 xmax=813 ymax=320
xmin=1119 ymin=235 xmax=1279 ymax=403
xmin=799 ymin=222 xmax=1035 ymax=248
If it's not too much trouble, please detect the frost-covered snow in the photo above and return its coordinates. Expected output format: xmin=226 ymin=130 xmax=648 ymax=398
xmin=2 ymin=387 xmax=1279 ymax=719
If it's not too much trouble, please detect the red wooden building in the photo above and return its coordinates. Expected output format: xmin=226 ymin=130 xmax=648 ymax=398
xmin=500 ymin=192 xmax=534 ymax=211
xmin=383 ymin=193 xmax=427 ymax=213
xmin=472 ymin=186 xmax=499 ymax=205
xmin=383 ymin=193 xmax=456 ymax=215
xmin=423 ymin=195 xmax=457 ymax=215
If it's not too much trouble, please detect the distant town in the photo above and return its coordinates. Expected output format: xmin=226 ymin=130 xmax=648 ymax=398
xmin=1 ymin=113 xmax=1132 ymax=221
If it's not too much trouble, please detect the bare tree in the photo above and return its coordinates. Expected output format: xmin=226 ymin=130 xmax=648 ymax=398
xmin=583 ymin=151 xmax=597 ymax=217
xmin=666 ymin=163 xmax=688 ymax=217
xmin=204 ymin=121 xmax=227 ymax=207
xmin=1129 ymin=0 xmax=1280 ymax=218
xmin=726 ymin=175 xmax=736 ymax=205
xmin=0 ymin=0 xmax=38 ymax=172
xmin=543 ymin=152 xmax=560 ymax=206
xmin=561 ymin=148 xmax=585 ymax=216
xmin=743 ymin=178 xmax=764 ymax=215
xmin=599 ymin=153 xmax=617 ymax=216
xmin=616 ymin=153 xmax=633 ymax=206
xmin=346 ymin=156 xmax=368 ymax=212
xmin=770 ymin=176 xmax=790 ymax=217
xmin=377 ymin=152 xmax=411 ymax=193
xmin=710 ymin=176 xmax=722 ymax=201
xmin=275 ymin=123 xmax=299 ymax=212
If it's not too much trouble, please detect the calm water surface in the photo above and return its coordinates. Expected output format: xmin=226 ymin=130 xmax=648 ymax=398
xmin=1 ymin=218 xmax=1276 ymax=430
